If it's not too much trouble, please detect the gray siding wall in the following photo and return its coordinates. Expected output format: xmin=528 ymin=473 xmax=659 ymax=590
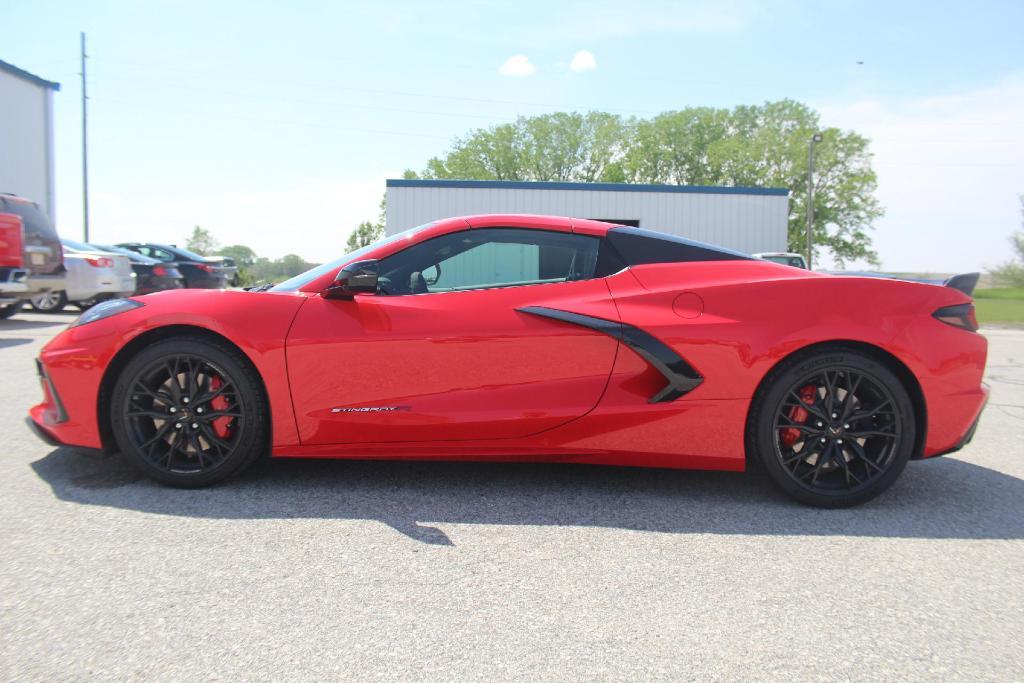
xmin=0 ymin=71 xmax=55 ymax=220
xmin=385 ymin=186 xmax=789 ymax=254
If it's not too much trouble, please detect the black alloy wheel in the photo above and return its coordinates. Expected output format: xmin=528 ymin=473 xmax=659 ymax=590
xmin=111 ymin=337 xmax=268 ymax=487
xmin=751 ymin=348 xmax=915 ymax=507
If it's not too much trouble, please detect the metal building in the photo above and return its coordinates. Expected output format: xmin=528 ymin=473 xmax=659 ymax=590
xmin=385 ymin=179 xmax=790 ymax=254
xmin=0 ymin=59 xmax=60 ymax=220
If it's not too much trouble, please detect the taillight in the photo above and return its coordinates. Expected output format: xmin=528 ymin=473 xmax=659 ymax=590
xmin=933 ymin=303 xmax=978 ymax=332
xmin=153 ymin=265 xmax=168 ymax=276
xmin=85 ymin=256 xmax=114 ymax=268
xmin=196 ymin=263 xmax=215 ymax=273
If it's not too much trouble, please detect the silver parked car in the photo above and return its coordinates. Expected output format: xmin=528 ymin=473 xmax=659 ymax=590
xmin=29 ymin=238 xmax=137 ymax=312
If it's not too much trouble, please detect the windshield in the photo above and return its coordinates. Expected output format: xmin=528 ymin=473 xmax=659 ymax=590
xmin=95 ymin=244 xmax=159 ymax=263
xmin=169 ymin=245 xmax=210 ymax=261
xmin=270 ymin=223 xmax=434 ymax=292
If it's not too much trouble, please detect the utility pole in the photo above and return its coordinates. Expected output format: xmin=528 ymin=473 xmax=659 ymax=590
xmin=80 ymin=32 xmax=90 ymax=242
xmin=806 ymin=132 xmax=822 ymax=270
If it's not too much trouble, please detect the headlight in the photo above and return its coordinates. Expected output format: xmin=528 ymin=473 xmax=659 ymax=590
xmin=73 ymin=299 xmax=144 ymax=327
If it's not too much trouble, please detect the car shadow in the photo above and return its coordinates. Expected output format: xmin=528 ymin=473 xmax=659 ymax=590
xmin=30 ymin=448 xmax=1024 ymax=545
xmin=0 ymin=318 xmax=66 ymax=331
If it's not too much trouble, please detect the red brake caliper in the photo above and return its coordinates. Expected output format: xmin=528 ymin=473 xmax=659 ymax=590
xmin=780 ymin=384 xmax=817 ymax=447
xmin=208 ymin=376 xmax=232 ymax=439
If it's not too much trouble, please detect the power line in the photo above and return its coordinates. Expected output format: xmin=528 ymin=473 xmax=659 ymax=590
xmin=89 ymin=73 xmax=517 ymax=122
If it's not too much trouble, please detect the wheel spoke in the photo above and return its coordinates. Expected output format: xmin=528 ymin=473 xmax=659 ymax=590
xmin=822 ymin=371 xmax=837 ymax=417
xmin=834 ymin=444 xmax=862 ymax=486
xmin=186 ymin=359 xmax=201 ymax=400
xmin=127 ymin=409 xmax=172 ymax=419
xmin=848 ymin=399 xmax=894 ymax=423
xmin=198 ymin=423 xmax=232 ymax=455
xmin=202 ymin=410 xmax=243 ymax=420
xmin=839 ymin=373 xmax=863 ymax=422
xmin=132 ymin=383 xmax=174 ymax=405
xmin=846 ymin=429 xmax=897 ymax=439
xmin=195 ymin=382 xmax=235 ymax=405
xmin=139 ymin=422 xmax=173 ymax=449
xmin=845 ymin=439 xmax=885 ymax=474
xmin=810 ymin=442 xmax=834 ymax=483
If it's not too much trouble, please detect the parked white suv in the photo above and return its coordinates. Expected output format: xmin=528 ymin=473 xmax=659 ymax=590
xmin=753 ymin=252 xmax=808 ymax=269
xmin=29 ymin=238 xmax=136 ymax=312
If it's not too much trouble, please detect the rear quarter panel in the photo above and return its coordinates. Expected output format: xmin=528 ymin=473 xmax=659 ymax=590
xmin=609 ymin=261 xmax=987 ymax=456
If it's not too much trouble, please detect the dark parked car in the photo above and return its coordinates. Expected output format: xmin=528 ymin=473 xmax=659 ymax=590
xmin=92 ymin=244 xmax=185 ymax=295
xmin=0 ymin=193 xmax=66 ymax=318
xmin=115 ymin=243 xmax=227 ymax=289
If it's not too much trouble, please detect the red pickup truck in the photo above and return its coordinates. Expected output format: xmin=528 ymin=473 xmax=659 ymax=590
xmin=0 ymin=194 xmax=66 ymax=319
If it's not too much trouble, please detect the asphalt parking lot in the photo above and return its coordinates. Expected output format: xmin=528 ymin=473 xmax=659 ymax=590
xmin=1 ymin=311 xmax=1022 ymax=680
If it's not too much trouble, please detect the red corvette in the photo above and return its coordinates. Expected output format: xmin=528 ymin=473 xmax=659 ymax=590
xmin=27 ymin=215 xmax=988 ymax=507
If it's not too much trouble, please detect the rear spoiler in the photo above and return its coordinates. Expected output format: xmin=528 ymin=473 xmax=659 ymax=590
xmin=943 ymin=272 xmax=979 ymax=297
xmin=827 ymin=270 xmax=980 ymax=297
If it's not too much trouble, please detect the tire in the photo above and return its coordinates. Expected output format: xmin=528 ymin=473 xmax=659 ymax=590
xmin=748 ymin=347 xmax=916 ymax=508
xmin=29 ymin=290 xmax=67 ymax=313
xmin=110 ymin=336 xmax=269 ymax=487
xmin=0 ymin=302 xmax=23 ymax=319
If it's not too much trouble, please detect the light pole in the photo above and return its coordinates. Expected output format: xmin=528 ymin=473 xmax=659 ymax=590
xmin=80 ymin=32 xmax=90 ymax=243
xmin=806 ymin=132 xmax=822 ymax=270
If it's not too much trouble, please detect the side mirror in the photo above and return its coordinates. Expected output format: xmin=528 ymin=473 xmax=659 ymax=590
xmin=323 ymin=259 xmax=379 ymax=300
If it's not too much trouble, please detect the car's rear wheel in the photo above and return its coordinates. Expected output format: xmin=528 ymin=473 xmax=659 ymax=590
xmin=29 ymin=291 xmax=67 ymax=313
xmin=0 ymin=302 xmax=23 ymax=319
xmin=749 ymin=348 xmax=915 ymax=508
xmin=110 ymin=336 xmax=268 ymax=487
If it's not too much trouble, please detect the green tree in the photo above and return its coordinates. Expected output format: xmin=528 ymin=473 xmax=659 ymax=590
xmin=987 ymin=195 xmax=1024 ymax=286
xmin=346 ymin=194 xmax=388 ymax=252
xmin=216 ymin=244 xmax=258 ymax=287
xmin=417 ymin=111 xmax=631 ymax=183
xmin=346 ymin=221 xmax=384 ymax=252
xmin=217 ymin=244 xmax=257 ymax=267
xmin=278 ymin=253 xmax=311 ymax=277
xmin=415 ymin=102 xmax=883 ymax=266
xmin=185 ymin=225 xmax=218 ymax=255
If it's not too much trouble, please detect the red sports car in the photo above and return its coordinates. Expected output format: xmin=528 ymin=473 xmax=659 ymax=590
xmin=27 ymin=215 xmax=989 ymax=507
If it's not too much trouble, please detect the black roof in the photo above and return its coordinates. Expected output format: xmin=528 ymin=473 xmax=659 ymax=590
xmin=0 ymin=59 xmax=60 ymax=91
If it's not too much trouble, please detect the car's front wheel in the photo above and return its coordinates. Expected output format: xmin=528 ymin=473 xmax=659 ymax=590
xmin=110 ymin=336 xmax=269 ymax=487
xmin=0 ymin=302 xmax=24 ymax=319
xmin=749 ymin=348 xmax=916 ymax=508
xmin=29 ymin=291 xmax=67 ymax=313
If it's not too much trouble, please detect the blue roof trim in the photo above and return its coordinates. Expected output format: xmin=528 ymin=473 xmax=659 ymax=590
xmin=0 ymin=59 xmax=60 ymax=91
xmin=387 ymin=178 xmax=788 ymax=197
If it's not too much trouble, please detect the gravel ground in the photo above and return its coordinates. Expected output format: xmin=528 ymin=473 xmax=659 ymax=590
xmin=1 ymin=311 xmax=1022 ymax=681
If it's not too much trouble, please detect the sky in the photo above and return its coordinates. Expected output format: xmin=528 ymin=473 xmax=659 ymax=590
xmin=3 ymin=0 xmax=1023 ymax=272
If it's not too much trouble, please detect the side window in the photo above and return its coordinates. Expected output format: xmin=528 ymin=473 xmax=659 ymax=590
xmin=151 ymin=248 xmax=174 ymax=262
xmin=377 ymin=228 xmax=599 ymax=295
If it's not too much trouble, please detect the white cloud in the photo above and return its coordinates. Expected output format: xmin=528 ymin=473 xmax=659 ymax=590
xmin=816 ymin=76 xmax=1024 ymax=272
xmin=498 ymin=55 xmax=536 ymax=77
xmin=569 ymin=50 xmax=597 ymax=72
